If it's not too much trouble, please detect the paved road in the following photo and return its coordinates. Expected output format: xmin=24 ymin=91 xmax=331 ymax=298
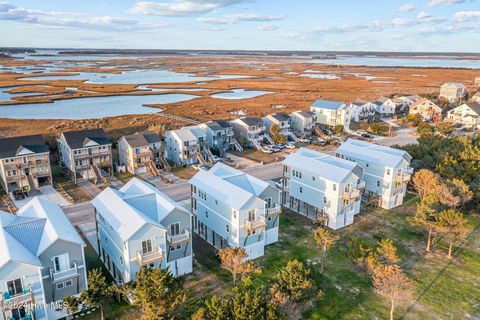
xmin=375 ymin=127 xmax=418 ymax=147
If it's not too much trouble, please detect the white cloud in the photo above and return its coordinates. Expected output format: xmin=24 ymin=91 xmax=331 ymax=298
xmin=197 ymin=12 xmax=285 ymax=24
xmin=128 ymin=0 xmax=247 ymax=17
xmin=0 ymin=2 xmax=166 ymax=31
xmin=258 ymin=24 xmax=280 ymax=31
xmin=427 ymin=0 xmax=466 ymax=8
xmin=453 ymin=11 xmax=480 ymax=22
xmin=393 ymin=3 xmax=416 ymax=12
xmin=417 ymin=11 xmax=431 ymax=19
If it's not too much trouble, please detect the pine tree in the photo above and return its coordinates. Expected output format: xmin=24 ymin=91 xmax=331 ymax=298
xmin=80 ymin=269 xmax=115 ymax=320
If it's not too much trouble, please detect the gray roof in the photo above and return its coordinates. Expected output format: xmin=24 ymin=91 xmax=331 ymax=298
xmin=463 ymin=102 xmax=480 ymax=115
xmin=442 ymin=82 xmax=465 ymax=89
xmin=373 ymin=96 xmax=390 ymax=106
xmin=203 ymin=120 xmax=232 ymax=131
xmin=351 ymin=99 xmax=370 ymax=106
xmin=239 ymin=117 xmax=264 ymax=126
xmin=0 ymin=135 xmax=49 ymax=159
xmin=293 ymin=110 xmax=315 ymax=118
xmin=122 ymin=131 xmax=160 ymax=148
xmin=311 ymin=100 xmax=345 ymax=110
xmin=269 ymin=113 xmax=291 ymax=122
xmin=62 ymin=128 xmax=110 ymax=149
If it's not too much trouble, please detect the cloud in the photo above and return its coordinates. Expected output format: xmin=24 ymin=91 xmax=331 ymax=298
xmin=0 ymin=2 xmax=166 ymax=31
xmin=427 ymin=0 xmax=466 ymax=7
xmin=128 ymin=0 xmax=246 ymax=17
xmin=453 ymin=11 xmax=480 ymax=22
xmin=393 ymin=3 xmax=416 ymax=12
xmin=258 ymin=24 xmax=280 ymax=31
xmin=197 ymin=12 xmax=285 ymax=24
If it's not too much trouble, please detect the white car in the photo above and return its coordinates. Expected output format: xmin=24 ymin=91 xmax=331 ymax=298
xmin=212 ymin=155 xmax=223 ymax=162
xmin=285 ymin=143 xmax=296 ymax=149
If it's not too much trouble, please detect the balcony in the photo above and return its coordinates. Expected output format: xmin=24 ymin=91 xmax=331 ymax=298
xmin=341 ymin=189 xmax=361 ymax=201
xmin=136 ymin=246 xmax=163 ymax=266
xmin=0 ymin=285 xmax=34 ymax=311
xmin=168 ymin=230 xmax=191 ymax=245
xmin=50 ymin=261 xmax=80 ymax=283
xmin=357 ymin=181 xmax=366 ymax=189
xmin=133 ymin=151 xmax=152 ymax=158
xmin=262 ymin=205 xmax=282 ymax=216
xmin=73 ymin=150 xmax=111 ymax=160
xmin=394 ymin=171 xmax=412 ymax=183
xmin=244 ymin=216 xmax=266 ymax=231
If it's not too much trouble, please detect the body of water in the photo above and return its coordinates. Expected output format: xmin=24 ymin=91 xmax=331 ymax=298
xmin=19 ymin=70 xmax=250 ymax=84
xmin=211 ymin=89 xmax=272 ymax=99
xmin=0 ymin=86 xmax=46 ymax=102
xmin=0 ymin=94 xmax=198 ymax=120
xmin=308 ymin=56 xmax=480 ymax=69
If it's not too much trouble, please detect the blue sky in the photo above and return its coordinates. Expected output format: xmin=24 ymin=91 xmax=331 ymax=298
xmin=1 ymin=0 xmax=479 ymax=51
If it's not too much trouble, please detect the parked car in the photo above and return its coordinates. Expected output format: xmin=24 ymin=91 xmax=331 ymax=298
xmin=322 ymin=129 xmax=331 ymax=135
xmin=261 ymin=147 xmax=273 ymax=154
xmin=275 ymin=144 xmax=285 ymax=149
xmin=299 ymin=138 xmax=312 ymax=144
xmin=285 ymin=143 xmax=296 ymax=149
xmin=362 ymin=132 xmax=374 ymax=139
xmin=212 ymin=155 xmax=223 ymax=162
xmin=270 ymin=146 xmax=281 ymax=152
xmin=316 ymin=138 xmax=328 ymax=146
xmin=357 ymin=129 xmax=367 ymax=135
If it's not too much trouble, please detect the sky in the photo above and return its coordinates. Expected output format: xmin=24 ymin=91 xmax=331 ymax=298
xmin=0 ymin=0 xmax=479 ymax=52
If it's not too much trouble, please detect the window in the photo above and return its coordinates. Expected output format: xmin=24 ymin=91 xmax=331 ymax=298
xmin=205 ymin=211 xmax=208 ymax=218
xmin=170 ymin=223 xmax=180 ymax=236
xmin=377 ymin=181 xmax=381 ymax=187
xmin=323 ymin=197 xmax=327 ymax=204
xmin=333 ymin=184 xmax=337 ymax=191
xmin=232 ymin=210 xmax=237 ymax=219
xmin=312 ymin=176 xmax=316 ymax=181
xmin=215 ymin=200 xmax=218 ymax=205
xmin=366 ymin=163 xmax=369 ymax=167
xmin=6 ymin=279 xmax=23 ymax=296
xmin=65 ymin=280 xmax=73 ymax=287
xmin=226 ymin=225 xmax=230 ymax=232
xmin=52 ymin=253 xmax=70 ymax=273
xmin=387 ymin=169 xmax=390 ymax=175
xmin=56 ymin=282 xmax=64 ymax=290
xmin=299 ymin=187 xmax=303 ymax=193
xmin=248 ymin=210 xmax=256 ymax=221
xmin=141 ymin=239 xmax=153 ymax=254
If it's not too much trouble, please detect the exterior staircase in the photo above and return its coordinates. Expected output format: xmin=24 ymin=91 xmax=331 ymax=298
xmin=205 ymin=149 xmax=215 ymax=163
xmin=92 ymin=165 xmax=106 ymax=185
xmin=251 ymin=139 xmax=263 ymax=151
xmin=265 ymin=134 xmax=274 ymax=144
xmin=195 ymin=152 xmax=207 ymax=165
xmin=148 ymin=160 xmax=160 ymax=177
xmin=286 ymin=131 xmax=299 ymax=142
xmin=230 ymin=138 xmax=243 ymax=152
xmin=159 ymin=156 xmax=171 ymax=172
xmin=26 ymin=174 xmax=37 ymax=191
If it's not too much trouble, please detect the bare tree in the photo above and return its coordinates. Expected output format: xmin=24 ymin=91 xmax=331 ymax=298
xmin=373 ymin=265 xmax=415 ymax=320
xmin=218 ymin=247 xmax=260 ymax=285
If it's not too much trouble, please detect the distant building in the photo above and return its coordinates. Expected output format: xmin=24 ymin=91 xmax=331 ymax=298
xmin=282 ymin=148 xmax=364 ymax=229
xmin=310 ymin=99 xmax=351 ymax=129
xmin=0 ymin=135 xmax=52 ymax=194
xmin=230 ymin=117 xmax=266 ymax=150
xmin=446 ymin=102 xmax=480 ymax=130
xmin=290 ymin=110 xmax=316 ymax=136
xmin=372 ymin=97 xmax=397 ymax=117
xmin=439 ymin=82 xmax=467 ymax=103
xmin=189 ymin=163 xmax=281 ymax=260
xmin=349 ymin=99 xmax=376 ymax=122
xmin=394 ymin=95 xmax=422 ymax=113
xmin=164 ymin=126 xmax=213 ymax=166
xmin=58 ymin=129 xmax=113 ymax=183
xmin=0 ymin=197 xmax=87 ymax=320
xmin=474 ymin=77 xmax=480 ymax=88
xmin=118 ymin=131 xmax=161 ymax=175
xmin=336 ymin=139 xmax=413 ymax=210
xmin=92 ymin=178 xmax=193 ymax=282
xmin=408 ymin=98 xmax=442 ymax=122
xmin=198 ymin=120 xmax=242 ymax=155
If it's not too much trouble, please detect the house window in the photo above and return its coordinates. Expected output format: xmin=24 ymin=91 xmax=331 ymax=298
xmin=387 ymin=169 xmax=390 ymax=175
xmin=226 ymin=225 xmax=229 ymax=232
xmin=323 ymin=197 xmax=327 ymax=204
xmin=333 ymin=184 xmax=337 ymax=191
xmin=377 ymin=181 xmax=381 ymax=187
xmin=170 ymin=223 xmax=180 ymax=236
xmin=141 ymin=239 xmax=153 ymax=254
xmin=205 ymin=211 xmax=208 ymax=218
xmin=312 ymin=176 xmax=316 ymax=181
xmin=6 ymin=278 xmax=23 ymax=296
xmin=299 ymin=187 xmax=303 ymax=193
xmin=248 ymin=210 xmax=256 ymax=221
xmin=52 ymin=253 xmax=70 ymax=272
xmin=232 ymin=210 xmax=237 ymax=219
xmin=65 ymin=280 xmax=73 ymax=287
xmin=366 ymin=163 xmax=369 ymax=167
xmin=56 ymin=282 xmax=64 ymax=290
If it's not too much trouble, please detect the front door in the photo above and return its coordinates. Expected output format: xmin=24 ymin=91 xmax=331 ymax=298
xmin=24 ymin=168 xmax=30 ymax=175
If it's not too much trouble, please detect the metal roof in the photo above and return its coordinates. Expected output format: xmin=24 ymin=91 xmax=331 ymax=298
xmin=311 ymin=99 xmax=345 ymax=111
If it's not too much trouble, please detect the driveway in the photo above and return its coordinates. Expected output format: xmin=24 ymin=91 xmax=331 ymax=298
xmin=11 ymin=185 xmax=70 ymax=209
xmin=375 ymin=127 xmax=418 ymax=146
xmin=78 ymin=181 xmax=102 ymax=199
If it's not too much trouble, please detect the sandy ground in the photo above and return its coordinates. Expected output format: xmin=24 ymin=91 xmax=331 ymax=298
xmin=1 ymin=54 xmax=479 ymax=138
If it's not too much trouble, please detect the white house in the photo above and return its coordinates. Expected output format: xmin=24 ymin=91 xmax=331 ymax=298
xmin=0 ymin=197 xmax=87 ymax=320
xmin=373 ymin=97 xmax=397 ymax=117
xmin=349 ymin=99 xmax=376 ymax=122
xmin=262 ymin=113 xmax=297 ymax=142
xmin=393 ymin=95 xmax=421 ymax=113
xmin=282 ymin=148 xmax=364 ymax=230
xmin=92 ymin=178 xmax=193 ymax=283
xmin=58 ymin=129 xmax=112 ymax=184
xmin=164 ymin=126 xmax=213 ymax=166
xmin=310 ymin=100 xmax=351 ymax=129
xmin=189 ymin=163 xmax=281 ymax=260
xmin=440 ymin=82 xmax=467 ymax=103
xmin=446 ymin=102 xmax=480 ymax=130
xmin=230 ymin=117 xmax=266 ymax=150
xmin=290 ymin=110 xmax=316 ymax=136
xmin=336 ymin=139 xmax=413 ymax=210
xmin=117 ymin=131 xmax=161 ymax=175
